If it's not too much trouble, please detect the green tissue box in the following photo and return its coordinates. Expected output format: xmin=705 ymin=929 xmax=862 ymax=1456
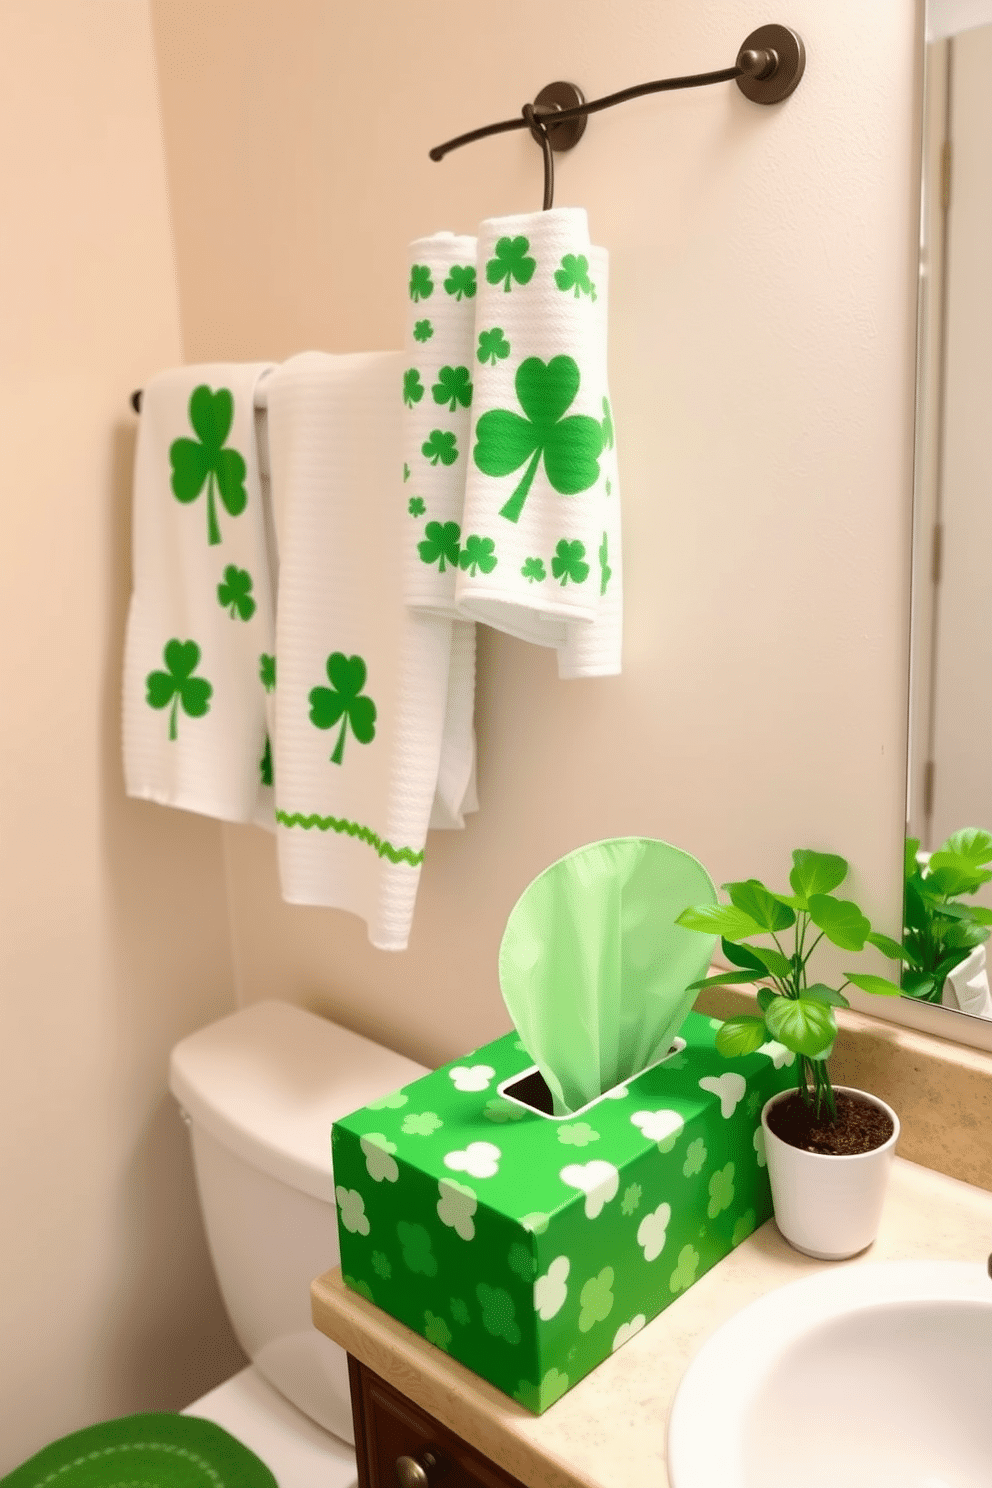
xmin=332 ymin=1010 xmax=794 ymax=1413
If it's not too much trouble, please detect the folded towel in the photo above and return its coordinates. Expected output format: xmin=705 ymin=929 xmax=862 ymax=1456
xmin=402 ymin=233 xmax=479 ymax=619
xmin=942 ymin=943 xmax=992 ymax=1017
xmin=122 ymin=363 xmax=277 ymax=823
xmin=429 ymin=618 xmax=478 ymax=829
xmin=454 ymin=208 xmax=622 ymax=677
xmin=266 ymin=351 xmax=459 ymax=950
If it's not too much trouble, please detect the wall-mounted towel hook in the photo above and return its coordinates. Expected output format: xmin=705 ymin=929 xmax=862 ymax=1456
xmin=521 ymin=83 xmax=587 ymax=210
xmin=429 ymin=24 xmax=805 ymax=187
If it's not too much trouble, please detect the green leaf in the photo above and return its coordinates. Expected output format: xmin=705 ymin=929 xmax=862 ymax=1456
xmin=675 ymin=905 xmax=763 ymax=940
xmin=756 ymin=987 xmax=776 ymax=1012
xmin=867 ymin=930 xmax=916 ymax=963
xmin=714 ymin=1017 xmax=768 ymax=1059
xmin=927 ymin=861 xmax=991 ymax=896
xmin=721 ymin=938 xmax=767 ymax=973
xmin=901 ymin=970 xmax=939 ymax=1001
xmin=845 ymin=972 xmax=904 ymax=998
xmin=687 ymin=970 xmax=766 ymax=990
xmin=764 ymin=997 xmax=837 ymax=1058
xmin=941 ymin=920 xmax=990 ymax=951
xmin=807 ymin=894 xmax=871 ymax=950
xmin=905 ymin=837 xmax=921 ymax=879
xmin=801 ymin=982 xmax=851 ymax=1009
xmin=723 ymin=878 xmax=795 ymax=932
xmin=745 ymin=944 xmax=793 ymax=978
xmin=789 ymin=849 xmax=848 ymax=906
xmin=937 ymin=827 xmax=992 ymax=866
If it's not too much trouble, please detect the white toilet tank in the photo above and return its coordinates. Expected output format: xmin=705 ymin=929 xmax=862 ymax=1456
xmin=169 ymin=1000 xmax=427 ymax=1445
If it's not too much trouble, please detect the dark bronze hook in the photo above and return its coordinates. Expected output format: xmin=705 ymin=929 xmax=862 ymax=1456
xmin=522 ymin=102 xmax=555 ymax=211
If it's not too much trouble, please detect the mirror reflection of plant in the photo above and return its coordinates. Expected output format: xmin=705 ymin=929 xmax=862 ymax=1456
xmin=677 ymin=850 xmax=902 ymax=1122
xmin=900 ymin=829 xmax=992 ymax=1002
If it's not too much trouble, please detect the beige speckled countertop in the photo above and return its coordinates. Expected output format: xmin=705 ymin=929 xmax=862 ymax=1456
xmin=312 ymin=1158 xmax=992 ymax=1488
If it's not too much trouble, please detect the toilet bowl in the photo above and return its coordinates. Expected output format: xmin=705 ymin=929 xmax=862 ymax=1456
xmin=169 ymin=999 xmax=427 ymax=1488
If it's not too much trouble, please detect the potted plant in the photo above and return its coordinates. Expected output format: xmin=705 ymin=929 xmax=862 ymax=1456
xmin=901 ymin=829 xmax=992 ymax=1013
xmin=676 ymin=848 xmax=903 ymax=1260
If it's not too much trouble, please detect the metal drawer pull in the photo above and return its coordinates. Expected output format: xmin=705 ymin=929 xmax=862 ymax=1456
xmin=395 ymin=1451 xmax=438 ymax=1488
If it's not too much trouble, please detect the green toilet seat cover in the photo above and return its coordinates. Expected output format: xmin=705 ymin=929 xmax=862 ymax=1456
xmin=1 ymin=1413 xmax=277 ymax=1487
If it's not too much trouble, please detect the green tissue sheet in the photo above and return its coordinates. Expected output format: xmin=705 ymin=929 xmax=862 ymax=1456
xmin=498 ymin=838 xmax=719 ymax=1115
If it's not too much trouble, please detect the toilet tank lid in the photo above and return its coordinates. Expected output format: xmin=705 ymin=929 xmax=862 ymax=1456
xmin=169 ymin=1000 xmax=428 ymax=1203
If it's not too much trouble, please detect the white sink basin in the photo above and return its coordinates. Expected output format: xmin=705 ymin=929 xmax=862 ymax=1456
xmin=667 ymin=1260 xmax=992 ymax=1488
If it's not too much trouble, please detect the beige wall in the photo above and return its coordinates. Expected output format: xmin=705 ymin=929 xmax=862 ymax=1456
xmin=0 ymin=3 xmax=243 ymax=1473
xmin=153 ymin=0 xmax=921 ymax=1065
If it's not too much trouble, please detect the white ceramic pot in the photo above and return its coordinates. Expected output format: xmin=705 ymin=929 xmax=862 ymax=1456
xmin=761 ymin=1085 xmax=900 ymax=1260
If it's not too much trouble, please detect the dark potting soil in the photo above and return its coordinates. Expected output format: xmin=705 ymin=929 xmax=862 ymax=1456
xmin=766 ymin=1090 xmax=894 ymax=1155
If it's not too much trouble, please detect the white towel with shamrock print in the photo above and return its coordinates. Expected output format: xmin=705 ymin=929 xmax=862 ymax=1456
xmin=402 ymin=232 xmax=478 ymax=618
xmin=266 ymin=351 xmax=462 ymax=950
xmin=122 ymin=363 xmax=277 ymax=824
xmin=454 ymin=207 xmax=622 ymax=678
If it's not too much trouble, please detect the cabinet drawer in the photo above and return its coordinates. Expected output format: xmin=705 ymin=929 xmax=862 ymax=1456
xmin=348 ymin=1356 xmax=530 ymax=1488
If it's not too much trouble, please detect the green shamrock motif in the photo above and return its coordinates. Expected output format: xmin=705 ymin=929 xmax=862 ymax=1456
xmin=476 ymin=1283 xmax=521 ymax=1345
xmin=408 ymin=496 xmax=426 ymax=517
xmin=477 ymin=328 xmax=511 ymax=366
xmin=450 ymin=1297 xmax=470 ymax=1326
xmin=216 ymin=564 xmax=256 ymax=620
xmin=145 ymin=639 xmax=212 ymax=741
xmin=409 ymin=264 xmax=433 ymax=302
xmin=366 ymin=1090 xmax=407 ymax=1111
xmin=422 ymin=429 xmax=458 ymax=466
xmin=521 ymin=556 xmax=546 ymax=583
xmin=424 ymin=1311 xmax=453 ymax=1350
xmin=403 ymin=368 xmax=424 ymax=407
xmin=554 ymin=253 xmax=595 ymax=298
xmin=259 ymin=653 xmax=276 ymax=692
xmin=170 ymin=385 xmax=248 ymax=547
xmin=551 ymin=539 xmax=590 ymax=586
xmin=371 ymin=1251 xmax=392 ymax=1280
xmin=482 ymin=1097 xmax=525 ymax=1123
xmin=432 ymin=365 xmax=472 ymax=412
xmin=733 ymin=1209 xmax=757 ymax=1246
xmin=621 ymin=1183 xmax=642 ymax=1217
xmin=578 ymin=1267 xmax=615 ymax=1333
xmin=486 ymin=235 xmax=536 ymax=292
xmin=682 ymin=1137 xmax=707 ymax=1178
xmin=413 ymin=319 xmax=434 ymax=343
xmin=309 ymin=652 xmax=377 ymax=765
xmin=602 ymin=396 xmax=614 ymax=449
xmin=418 ymin=520 xmax=460 ymax=572
xmin=473 ymin=356 xmax=603 ymax=522
xmin=343 ymin=1275 xmax=373 ymax=1302
xmin=402 ymin=1111 xmax=443 ymax=1136
xmin=397 ymin=1221 xmax=437 ymax=1277
xmin=259 ymin=735 xmax=273 ymax=787
xmin=444 ymin=264 xmax=476 ymax=300
xmin=669 ymin=1245 xmax=700 ymax=1295
xmin=507 ymin=1243 xmax=536 ymax=1281
xmin=599 ymin=531 xmax=612 ymax=595
xmin=459 ymin=535 xmax=497 ymax=577
xmin=403 ymin=463 xmax=411 ymax=482
xmin=557 ymin=1122 xmax=600 ymax=1147
xmin=707 ymin=1162 xmax=736 ymax=1218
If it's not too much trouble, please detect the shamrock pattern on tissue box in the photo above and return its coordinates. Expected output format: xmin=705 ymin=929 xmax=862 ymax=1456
xmin=332 ymin=1009 xmax=794 ymax=1413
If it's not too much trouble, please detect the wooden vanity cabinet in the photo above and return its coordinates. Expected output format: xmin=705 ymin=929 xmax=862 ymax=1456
xmin=347 ymin=1356 xmax=531 ymax=1488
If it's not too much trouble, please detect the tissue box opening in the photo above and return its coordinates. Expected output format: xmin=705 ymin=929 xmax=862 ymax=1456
xmin=499 ymin=1037 xmax=688 ymax=1119
xmin=332 ymin=1012 xmax=794 ymax=1414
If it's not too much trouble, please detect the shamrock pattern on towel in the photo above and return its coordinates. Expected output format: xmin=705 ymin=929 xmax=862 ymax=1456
xmin=485 ymin=235 xmax=536 ymax=292
xmin=432 ymin=366 xmax=473 ymax=412
xmin=421 ymin=430 xmax=459 ymax=467
xmin=403 ymin=369 xmax=425 ymax=407
xmin=409 ymin=264 xmax=434 ymax=302
xmin=216 ymin=565 xmax=256 ymax=620
xmin=477 ymin=328 xmax=511 ymax=366
xmin=444 ymin=264 xmax=477 ymax=300
xmin=418 ymin=520 xmax=461 ymax=573
xmin=554 ymin=253 xmax=596 ymax=300
xmin=459 ymin=535 xmax=497 ymax=577
xmin=145 ymin=639 xmax=212 ymax=740
xmin=169 ymin=385 xmax=248 ymax=546
xmin=473 ymin=356 xmax=603 ymax=523
xmin=309 ymin=652 xmax=377 ymax=765
xmin=551 ymin=540 xmax=589 ymax=586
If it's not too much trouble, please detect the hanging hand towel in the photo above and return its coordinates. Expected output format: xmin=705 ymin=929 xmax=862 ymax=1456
xmin=402 ymin=233 xmax=478 ymax=617
xmin=122 ymin=363 xmax=277 ymax=823
xmin=455 ymin=208 xmax=622 ymax=677
xmin=266 ymin=351 xmax=458 ymax=950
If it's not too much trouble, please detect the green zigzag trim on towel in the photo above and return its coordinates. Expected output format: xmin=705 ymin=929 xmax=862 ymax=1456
xmin=275 ymin=810 xmax=424 ymax=866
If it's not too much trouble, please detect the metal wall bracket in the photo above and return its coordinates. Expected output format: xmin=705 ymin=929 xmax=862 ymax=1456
xmin=735 ymin=24 xmax=806 ymax=104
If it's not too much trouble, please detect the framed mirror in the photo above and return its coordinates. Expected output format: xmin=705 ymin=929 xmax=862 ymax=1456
xmin=907 ymin=0 xmax=992 ymax=1039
